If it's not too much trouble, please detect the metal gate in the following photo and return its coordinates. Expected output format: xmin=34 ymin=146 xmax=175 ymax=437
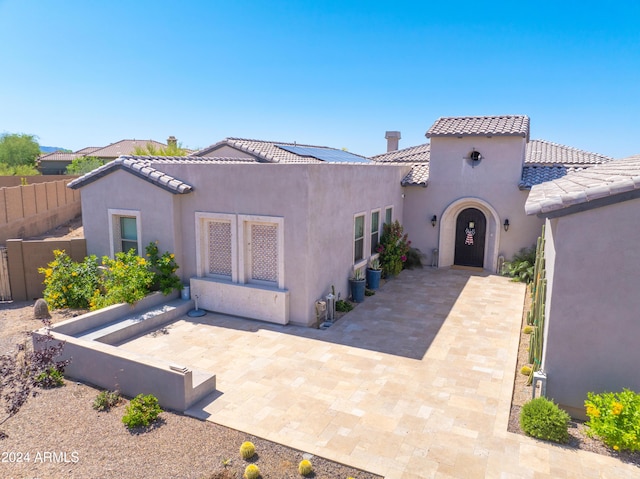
xmin=0 ymin=246 xmax=11 ymax=301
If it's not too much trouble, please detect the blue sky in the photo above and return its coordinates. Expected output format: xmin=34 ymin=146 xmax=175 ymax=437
xmin=0 ymin=0 xmax=638 ymax=158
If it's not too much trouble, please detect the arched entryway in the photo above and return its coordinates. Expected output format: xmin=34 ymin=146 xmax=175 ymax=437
xmin=437 ymin=198 xmax=502 ymax=271
xmin=454 ymin=208 xmax=486 ymax=267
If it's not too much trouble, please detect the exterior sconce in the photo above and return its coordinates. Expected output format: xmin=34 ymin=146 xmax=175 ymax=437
xmin=431 ymin=215 xmax=437 ymax=227
xmin=503 ymin=219 xmax=510 ymax=232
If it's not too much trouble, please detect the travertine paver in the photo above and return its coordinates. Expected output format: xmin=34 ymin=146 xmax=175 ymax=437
xmin=118 ymin=269 xmax=639 ymax=478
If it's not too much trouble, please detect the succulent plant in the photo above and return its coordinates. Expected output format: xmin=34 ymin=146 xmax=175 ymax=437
xmin=244 ymin=464 xmax=260 ymax=479
xmin=298 ymin=459 xmax=313 ymax=476
xmin=240 ymin=441 xmax=256 ymax=460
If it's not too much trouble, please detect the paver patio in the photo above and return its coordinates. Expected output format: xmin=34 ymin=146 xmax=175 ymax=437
xmin=118 ymin=269 xmax=639 ymax=478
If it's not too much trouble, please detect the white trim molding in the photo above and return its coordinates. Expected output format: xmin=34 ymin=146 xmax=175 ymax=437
xmin=107 ymin=208 xmax=142 ymax=258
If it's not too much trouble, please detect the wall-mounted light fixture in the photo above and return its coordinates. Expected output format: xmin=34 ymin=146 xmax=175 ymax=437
xmin=503 ymin=219 xmax=510 ymax=232
xmin=431 ymin=215 xmax=437 ymax=227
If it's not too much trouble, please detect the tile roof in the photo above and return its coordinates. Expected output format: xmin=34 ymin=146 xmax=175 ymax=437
xmin=75 ymin=146 xmax=101 ymax=155
xmin=67 ymin=156 xmax=255 ymax=194
xmin=426 ymin=115 xmax=530 ymax=140
xmin=89 ymin=139 xmax=168 ymax=159
xmin=37 ymin=151 xmax=83 ymax=163
xmin=371 ymin=143 xmax=431 ymax=163
xmin=525 ymin=155 xmax=640 ymax=216
xmin=401 ymin=164 xmax=430 ymax=187
xmin=525 ymin=139 xmax=612 ymax=166
xmin=519 ymin=166 xmax=588 ymax=189
xmin=191 ymin=138 xmax=369 ymax=164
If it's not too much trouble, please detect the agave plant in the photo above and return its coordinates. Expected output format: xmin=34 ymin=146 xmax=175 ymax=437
xmin=505 ymin=246 xmax=536 ymax=283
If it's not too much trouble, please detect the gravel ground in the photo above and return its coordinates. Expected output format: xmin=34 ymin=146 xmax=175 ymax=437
xmin=508 ymin=286 xmax=640 ymax=469
xmin=0 ymin=302 xmax=381 ymax=479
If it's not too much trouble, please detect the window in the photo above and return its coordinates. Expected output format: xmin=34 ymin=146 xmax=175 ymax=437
xmin=385 ymin=206 xmax=393 ymax=226
xmin=371 ymin=210 xmax=380 ymax=254
xmin=108 ymin=209 xmax=141 ymax=258
xmin=354 ymin=214 xmax=365 ymax=263
xmin=195 ymin=212 xmax=237 ymax=281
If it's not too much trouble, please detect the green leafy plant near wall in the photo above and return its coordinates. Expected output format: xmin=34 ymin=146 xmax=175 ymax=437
xmin=585 ymin=389 xmax=640 ymax=452
xmin=376 ymin=220 xmax=411 ymax=277
xmin=520 ymin=397 xmax=570 ymax=443
xmin=504 ymin=246 xmax=536 ymax=283
xmin=122 ymin=393 xmax=162 ymax=429
xmin=40 ymin=243 xmax=183 ymax=311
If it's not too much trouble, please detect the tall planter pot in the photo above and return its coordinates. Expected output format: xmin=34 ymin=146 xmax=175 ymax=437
xmin=366 ymin=268 xmax=382 ymax=290
xmin=349 ymin=278 xmax=366 ymax=303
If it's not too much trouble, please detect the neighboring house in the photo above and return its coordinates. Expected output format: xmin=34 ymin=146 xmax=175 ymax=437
xmin=525 ymin=155 xmax=640 ymax=418
xmin=38 ymin=138 xmax=176 ymax=175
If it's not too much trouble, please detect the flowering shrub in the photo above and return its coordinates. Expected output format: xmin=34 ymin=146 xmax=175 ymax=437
xmin=585 ymin=389 xmax=640 ymax=452
xmin=40 ymin=243 xmax=182 ymax=311
xmin=145 ymin=242 xmax=182 ymax=294
xmin=39 ymin=250 xmax=100 ymax=309
xmin=90 ymin=250 xmax=155 ymax=310
xmin=376 ymin=220 xmax=411 ymax=277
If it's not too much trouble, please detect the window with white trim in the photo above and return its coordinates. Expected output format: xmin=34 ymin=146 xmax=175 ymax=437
xmin=108 ymin=209 xmax=142 ymax=257
xmin=371 ymin=210 xmax=380 ymax=254
xmin=385 ymin=206 xmax=393 ymax=226
xmin=354 ymin=214 xmax=365 ymax=263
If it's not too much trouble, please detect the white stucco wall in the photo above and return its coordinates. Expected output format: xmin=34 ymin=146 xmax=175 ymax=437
xmin=403 ymin=136 xmax=543 ymax=271
xmin=542 ymin=199 xmax=640 ymax=418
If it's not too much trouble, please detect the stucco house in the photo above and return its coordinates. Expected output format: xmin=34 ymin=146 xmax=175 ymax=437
xmin=525 ymin=155 xmax=640 ymax=418
xmin=68 ymin=115 xmax=613 ymax=330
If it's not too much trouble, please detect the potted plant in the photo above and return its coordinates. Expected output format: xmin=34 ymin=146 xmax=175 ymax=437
xmin=349 ymin=268 xmax=366 ymax=303
xmin=366 ymin=258 xmax=382 ymax=290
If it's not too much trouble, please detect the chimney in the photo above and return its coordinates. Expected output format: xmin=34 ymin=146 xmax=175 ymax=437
xmin=385 ymin=131 xmax=401 ymax=152
xmin=167 ymin=136 xmax=177 ymax=148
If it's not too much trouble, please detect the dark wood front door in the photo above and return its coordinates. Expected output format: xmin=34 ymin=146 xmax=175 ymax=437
xmin=454 ymin=208 xmax=486 ymax=267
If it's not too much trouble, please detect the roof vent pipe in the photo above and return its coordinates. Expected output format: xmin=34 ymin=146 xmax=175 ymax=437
xmin=385 ymin=131 xmax=401 ymax=152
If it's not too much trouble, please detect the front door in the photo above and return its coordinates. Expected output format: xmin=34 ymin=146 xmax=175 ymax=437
xmin=454 ymin=208 xmax=486 ymax=267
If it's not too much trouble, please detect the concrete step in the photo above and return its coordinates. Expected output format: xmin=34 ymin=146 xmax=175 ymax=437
xmin=76 ymin=298 xmax=193 ymax=344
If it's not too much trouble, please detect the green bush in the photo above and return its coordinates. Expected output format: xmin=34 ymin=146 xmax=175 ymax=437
xmin=122 ymin=394 xmax=162 ymax=429
xmin=520 ymin=397 xmax=570 ymax=443
xmin=376 ymin=220 xmax=411 ymax=277
xmin=39 ymin=250 xmax=100 ymax=309
xmin=34 ymin=366 xmax=65 ymax=388
xmin=585 ymin=389 xmax=640 ymax=452
xmin=93 ymin=390 xmax=122 ymax=411
xmin=145 ymin=242 xmax=182 ymax=294
xmin=335 ymin=299 xmax=354 ymax=313
xmin=504 ymin=246 xmax=536 ymax=283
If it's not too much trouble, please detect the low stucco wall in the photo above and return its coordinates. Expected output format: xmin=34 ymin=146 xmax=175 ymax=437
xmin=191 ymin=277 xmax=290 ymax=325
xmin=41 ymin=291 xmax=216 ymax=411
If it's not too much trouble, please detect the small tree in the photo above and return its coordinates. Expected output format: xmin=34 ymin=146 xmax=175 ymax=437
xmin=0 ymin=133 xmax=41 ymax=167
xmin=66 ymin=156 xmax=104 ymax=175
xmin=133 ymin=142 xmax=187 ymax=157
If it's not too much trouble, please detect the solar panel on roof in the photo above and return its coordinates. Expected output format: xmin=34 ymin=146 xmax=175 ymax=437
xmin=276 ymin=145 xmax=370 ymax=163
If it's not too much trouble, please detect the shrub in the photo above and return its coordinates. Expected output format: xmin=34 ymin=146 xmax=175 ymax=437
xmin=239 ymin=441 xmax=256 ymax=460
xmin=298 ymin=459 xmax=313 ymax=476
xmin=91 ymin=250 xmax=155 ymax=310
xmin=39 ymin=250 xmax=100 ymax=309
xmin=145 ymin=242 xmax=182 ymax=294
xmin=520 ymin=397 xmax=570 ymax=443
xmin=364 ymin=289 xmax=375 ymax=296
xmin=93 ymin=389 xmax=121 ymax=411
xmin=403 ymin=247 xmax=423 ymax=270
xmin=34 ymin=366 xmax=65 ymax=388
xmin=335 ymin=299 xmax=354 ymax=313
xmin=585 ymin=389 xmax=640 ymax=452
xmin=243 ymin=464 xmax=260 ymax=479
xmin=122 ymin=394 xmax=162 ymax=429
xmin=504 ymin=246 xmax=536 ymax=283
xmin=377 ymin=220 xmax=411 ymax=277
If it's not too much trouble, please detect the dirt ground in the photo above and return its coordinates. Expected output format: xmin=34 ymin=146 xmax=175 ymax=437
xmin=508 ymin=285 xmax=640 ymax=468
